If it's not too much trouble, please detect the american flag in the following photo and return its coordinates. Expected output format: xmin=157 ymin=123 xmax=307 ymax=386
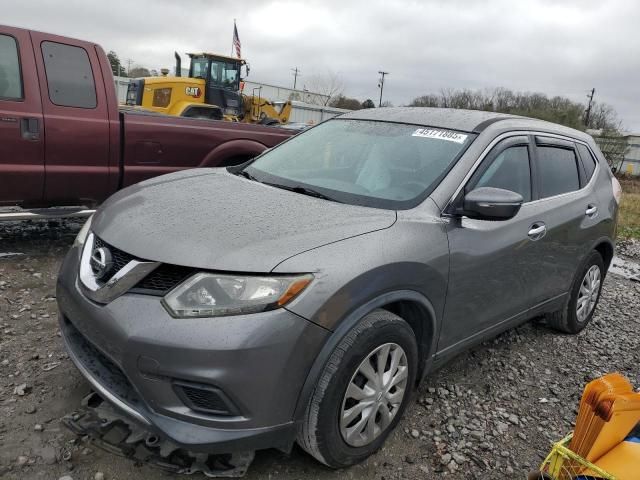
xmin=233 ymin=21 xmax=241 ymax=59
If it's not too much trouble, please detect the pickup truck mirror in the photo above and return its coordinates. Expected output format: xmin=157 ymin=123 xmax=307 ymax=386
xmin=463 ymin=187 xmax=523 ymax=220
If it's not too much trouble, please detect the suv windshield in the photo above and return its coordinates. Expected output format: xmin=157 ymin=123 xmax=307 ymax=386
xmin=245 ymin=119 xmax=475 ymax=209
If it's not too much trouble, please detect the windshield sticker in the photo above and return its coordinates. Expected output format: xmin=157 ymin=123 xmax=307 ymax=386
xmin=412 ymin=128 xmax=468 ymax=144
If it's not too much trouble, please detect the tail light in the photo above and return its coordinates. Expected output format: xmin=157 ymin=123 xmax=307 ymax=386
xmin=612 ymin=176 xmax=622 ymax=205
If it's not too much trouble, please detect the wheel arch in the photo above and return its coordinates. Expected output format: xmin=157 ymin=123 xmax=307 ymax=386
xmin=200 ymin=139 xmax=268 ymax=168
xmin=592 ymin=237 xmax=615 ymax=272
xmin=293 ymin=290 xmax=438 ymax=422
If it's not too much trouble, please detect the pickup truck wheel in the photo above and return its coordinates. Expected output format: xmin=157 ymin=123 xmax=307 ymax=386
xmin=545 ymin=250 xmax=604 ymax=334
xmin=297 ymin=309 xmax=418 ymax=468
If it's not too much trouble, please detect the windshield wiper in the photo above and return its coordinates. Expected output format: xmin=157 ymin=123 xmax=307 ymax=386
xmin=236 ymin=170 xmax=258 ymax=182
xmin=266 ymin=183 xmax=340 ymax=202
xmin=291 ymin=186 xmax=338 ymax=201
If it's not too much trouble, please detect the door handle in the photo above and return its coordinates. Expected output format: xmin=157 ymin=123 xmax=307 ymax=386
xmin=585 ymin=205 xmax=598 ymax=217
xmin=528 ymin=223 xmax=547 ymax=240
xmin=20 ymin=117 xmax=40 ymax=141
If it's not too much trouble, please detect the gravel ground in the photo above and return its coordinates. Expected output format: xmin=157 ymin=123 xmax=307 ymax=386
xmin=617 ymin=237 xmax=640 ymax=261
xmin=1 ymin=220 xmax=639 ymax=480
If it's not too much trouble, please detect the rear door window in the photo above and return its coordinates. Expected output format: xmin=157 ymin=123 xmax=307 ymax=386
xmin=41 ymin=41 xmax=97 ymax=108
xmin=0 ymin=34 xmax=23 ymax=100
xmin=576 ymin=143 xmax=598 ymax=182
xmin=537 ymin=146 xmax=580 ymax=198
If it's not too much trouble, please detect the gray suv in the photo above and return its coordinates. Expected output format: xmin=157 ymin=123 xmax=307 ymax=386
xmin=57 ymin=108 xmax=620 ymax=468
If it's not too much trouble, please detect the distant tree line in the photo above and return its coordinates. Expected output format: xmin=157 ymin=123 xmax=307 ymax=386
xmin=329 ymin=95 xmax=377 ymax=110
xmin=408 ymin=87 xmax=621 ymax=132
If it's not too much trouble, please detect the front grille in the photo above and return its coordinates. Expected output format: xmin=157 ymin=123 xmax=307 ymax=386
xmin=62 ymin=317 xmax=142 ymax=408
xmin=173 ymin=382 xmax=236 ymax=416
xmin=93 ymin=236 xmax=136 ymax=274
xmin=133 ymin=264 xmax=195 ymax=295
xmin=92 ymin=235 xmax=195 ymax=295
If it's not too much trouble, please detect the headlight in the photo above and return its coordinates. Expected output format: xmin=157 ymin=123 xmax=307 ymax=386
xmin=162 ymin=273 xmax=313 ymax=318
xmin=73 ymin=215 xmax=93 ymax=248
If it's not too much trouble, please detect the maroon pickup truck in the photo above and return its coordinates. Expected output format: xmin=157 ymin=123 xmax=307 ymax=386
xmin=0 ymin=25 xmax=292 ymax=214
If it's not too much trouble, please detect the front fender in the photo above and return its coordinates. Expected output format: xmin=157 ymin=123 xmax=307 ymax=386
xmin=273 ymin=217 xmax=449 ymax=333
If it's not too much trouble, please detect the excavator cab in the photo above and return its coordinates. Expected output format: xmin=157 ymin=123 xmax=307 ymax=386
xmin=186 ymin=53 xmax=248 ymax=119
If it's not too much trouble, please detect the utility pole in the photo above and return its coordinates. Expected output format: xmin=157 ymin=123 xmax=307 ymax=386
xmin=291 ymin=67 xmax=301 ymax=90
xmin=378 ymin=71 xmax=389 ymax=107
xmin=126 ymin=58 xmax=133 ymax=77
xmin=584 ymin=87 xmax=596 ymax=127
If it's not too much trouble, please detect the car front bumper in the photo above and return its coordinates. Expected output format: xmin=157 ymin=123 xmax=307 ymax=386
xmin=56 ymin=244 xmax=329 ymax=453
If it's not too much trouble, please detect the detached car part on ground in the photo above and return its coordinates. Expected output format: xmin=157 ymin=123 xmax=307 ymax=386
xmin=57 ymin=107 xmax=621 ymax=472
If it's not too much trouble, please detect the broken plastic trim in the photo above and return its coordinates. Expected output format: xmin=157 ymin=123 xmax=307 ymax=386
xmin=63 ymin=392 xmax=255 ymax=478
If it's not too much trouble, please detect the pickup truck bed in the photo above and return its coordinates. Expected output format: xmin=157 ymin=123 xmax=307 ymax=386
xmin=118 ymin=108 xmax=289 ymax=189
xmin=0 ymin=24 xmax=293 ymax=210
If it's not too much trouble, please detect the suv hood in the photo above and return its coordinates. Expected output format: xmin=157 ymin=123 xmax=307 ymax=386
xmin=91 ymin=169 xmax=396 ymax=272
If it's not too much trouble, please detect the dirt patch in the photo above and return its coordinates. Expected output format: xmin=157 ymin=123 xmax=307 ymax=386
xmin=1 ymin=220 xmax=639 ymax=479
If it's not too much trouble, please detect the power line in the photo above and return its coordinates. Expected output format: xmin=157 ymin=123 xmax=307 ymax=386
xmin=378 ymin=71 xmax=389 ymax=107
xmin=291 ymin=67 xmax=301 ymax=90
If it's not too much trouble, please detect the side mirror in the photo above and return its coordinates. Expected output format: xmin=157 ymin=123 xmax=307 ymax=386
xmin=463 ymin=187 xmax=523 ymax=220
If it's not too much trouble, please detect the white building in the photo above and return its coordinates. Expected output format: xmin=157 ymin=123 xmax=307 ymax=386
xmin=621 ymin=134 xmax=640 ymax=176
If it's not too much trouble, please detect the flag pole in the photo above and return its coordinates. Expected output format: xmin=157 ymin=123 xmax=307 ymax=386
xmin=231 ymin=19 xmax=235 ymax=57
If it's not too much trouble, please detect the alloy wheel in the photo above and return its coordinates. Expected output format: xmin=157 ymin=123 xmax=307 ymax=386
xmin=340 ymin=343 xmax=408 ymax=447
xmin=576 ymin=265 xmax=601 ymax=323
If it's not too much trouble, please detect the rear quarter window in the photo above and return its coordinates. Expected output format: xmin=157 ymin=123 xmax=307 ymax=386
xmin=537 ymin=146 xmax=580 ymax=198
xmin=576 ymin=143 xmax=598 ymax=181
xmin=0 ymin=34 xmax=23 ymax=100
xmin=41 ymin=41 xmax=97 ymax=108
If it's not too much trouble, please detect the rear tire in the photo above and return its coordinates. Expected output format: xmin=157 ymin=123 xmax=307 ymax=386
xmin=545 ymin=250 xmax=604 ymax=334
xmin=297 ymin=309 xmax=418 ymax=468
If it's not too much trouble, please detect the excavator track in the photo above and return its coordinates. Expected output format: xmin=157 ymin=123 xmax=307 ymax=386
xmin=62 ymin=392 xmax=254 ymax=477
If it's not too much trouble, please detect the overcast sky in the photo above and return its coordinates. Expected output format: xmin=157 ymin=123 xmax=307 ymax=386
xmin=5 ymin=0 xmax=640 ymax=130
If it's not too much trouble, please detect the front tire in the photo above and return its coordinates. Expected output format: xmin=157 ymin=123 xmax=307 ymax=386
xmin=297 ymin=309 xmax=418 ymax=468
xmin=545 ymin=250 xmax=604 ymax=334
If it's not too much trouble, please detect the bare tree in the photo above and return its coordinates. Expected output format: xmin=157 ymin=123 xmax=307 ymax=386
xmin=329 ymin=95 xmax=362 ymax=110
xmin=408 ymin=94 xmax=440 ymax=107
xmin=587 ymin=102 xmax=621 ymax=131
xmin=307 ymin=70 xmax=344 ymax=106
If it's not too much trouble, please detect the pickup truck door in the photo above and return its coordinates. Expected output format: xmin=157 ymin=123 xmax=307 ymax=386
xmin=30 ymin=32 xmax=111 ymax=206
xmin=0 ymin=27 xmax=44 ymax=206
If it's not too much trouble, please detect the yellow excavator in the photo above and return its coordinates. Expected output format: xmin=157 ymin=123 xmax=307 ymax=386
xmin=125 ymin=52 xmax=291 ymax=125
